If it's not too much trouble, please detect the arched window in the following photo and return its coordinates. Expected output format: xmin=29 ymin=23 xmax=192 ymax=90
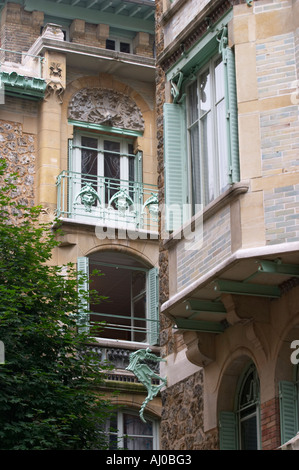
xmin=236 ymin=363 xmax=260 ymax=450
xmin=219 ymin=362 xmax=261 ymax=450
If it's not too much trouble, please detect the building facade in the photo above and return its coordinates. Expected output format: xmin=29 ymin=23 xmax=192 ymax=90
xmin=0 ymin=0 xmax=162 ymax=450
xmin=156 ymin=0 xmax=299 ymax=450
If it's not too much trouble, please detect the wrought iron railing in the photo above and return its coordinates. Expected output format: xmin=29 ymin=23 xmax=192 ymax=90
xmin=56 ymin=170 xmax=159 ymax=232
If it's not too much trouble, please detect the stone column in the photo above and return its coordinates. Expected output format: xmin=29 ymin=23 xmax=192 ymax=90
xmin=37 ymin=31 xmax=66 ymax=221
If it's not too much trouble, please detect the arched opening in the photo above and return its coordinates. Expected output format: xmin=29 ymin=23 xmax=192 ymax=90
xmin=77 ymin=250 xmax=159 ymax=346
xmin=218 ymin=356 xmax=260 ymax=450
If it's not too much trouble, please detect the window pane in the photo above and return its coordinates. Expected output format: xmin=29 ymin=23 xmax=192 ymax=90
xmin=199 ymin=69 xmax=211 ymax=115
xmin=201 ymin=112 xmax=214 ymax=204
xmin=106 ymin=39 xmax=115 ymax=50
xmin=120 ymin=42 xmax=130 ymax=53
xmin=188 ymin=81 xmax=198 ymax=124
xmin=104 ymin=140 xmax=120 ymax=204
xmin=81 ymin=136 xmax=97 ymax=177
xmin=215 ymin=58 xmax=225 ymax=103
xmin=216 ymin=99 xmax=229 ymax=192
xmin=124 ymin=413 xmax=153 ymax=436
xmin=124 ymin=436 xmax=153 ymax=450
xmin=190 ymin=123 xmax=201 ymax=206
xmin=240 ymin=415 xmax=258 ymax=450
xmin=81 ymin=136 xmax=98 ymax=202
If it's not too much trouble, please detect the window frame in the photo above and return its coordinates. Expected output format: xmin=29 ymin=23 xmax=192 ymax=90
xmin=105 ymin=37 xmax=132 ymax=54
xmin=105 ymin=409 xmax=160 ymax=450
xmin=163 ymin=11 xmax=239 ymax=232
xmin=77 ymin=255 xmax=159 ymax=346
xmin=186 ymin=53 xmax=229 ymax=210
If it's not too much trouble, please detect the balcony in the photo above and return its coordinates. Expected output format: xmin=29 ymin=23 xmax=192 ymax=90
xmin=56 ymin=170 xmax=159 ymax=233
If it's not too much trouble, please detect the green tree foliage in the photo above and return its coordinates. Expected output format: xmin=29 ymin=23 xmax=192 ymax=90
xmin=0 ymin=161 xmax=114 ymax=450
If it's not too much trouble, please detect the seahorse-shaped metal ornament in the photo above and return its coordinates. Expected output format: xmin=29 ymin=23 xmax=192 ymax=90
xmin=126 ymin=348 xmax=167 ymax=423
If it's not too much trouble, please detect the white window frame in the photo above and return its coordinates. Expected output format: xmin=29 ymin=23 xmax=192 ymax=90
xmin=105 ymin=409 xmax=159 ymax=450
xmin=186 ymin=53 xmax=229 ymax=210
xmin=105 ymin=36 xmax=132 ymax=54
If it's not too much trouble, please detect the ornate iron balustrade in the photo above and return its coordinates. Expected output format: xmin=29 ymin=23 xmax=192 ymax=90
xmin=56 ymin=169 xmax=159 ymax=232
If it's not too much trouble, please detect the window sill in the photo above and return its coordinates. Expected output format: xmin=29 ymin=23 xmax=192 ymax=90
xmin=53 ymin=217 xmax=158 ymax=242
xmin=163 ymin=180 xmax=249 ymax=250
xmin=91 ymin=337 xmax=160 ymax=354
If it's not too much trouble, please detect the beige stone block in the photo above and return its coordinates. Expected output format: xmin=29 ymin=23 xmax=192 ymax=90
xmin=37 ymin=183 xmax=57 ymax=205
xmin=70 ymin=19 xmax=85 ymax=39
xmin=240 ymin=191 xmax=265 ymax=247
xmin=96 ymin=23 xmax=109 ymax=40
xmin=232 ymin=13 xmax=256 ymax=44
xmin=38 ymin=130 xmax=61 ymax=151
xmin=39 ymin=112 xmax=61 ymax=132
xmin=255 ymin=9 xmax=293 ymax=40
xmin=235 ymin=43 xmax=258 ymax=103
xmin=22 ymin=116 xmax=38 ymax=134
xmin=251 ymin=171 xmax=299 ymax=192
xmin=37 ymin=147 xmax=61 ymax=168
xmin=36 ymin=166 xmax=60 ymax=186
xmin=238 ymin=113 xmax=261 ymax=179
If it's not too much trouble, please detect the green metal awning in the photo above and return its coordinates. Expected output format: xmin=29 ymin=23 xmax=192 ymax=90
xmin=168 ymin=258 xmax=299 ymax=335
xmin=0 ymin=71 xmax=46 ymax=100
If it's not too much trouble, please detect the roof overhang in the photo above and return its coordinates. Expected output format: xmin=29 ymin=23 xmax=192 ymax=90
xmin=27 ymin=36 xmax=156 ymax=83
xmin=162 ymin=242 xmax=299 ymax=335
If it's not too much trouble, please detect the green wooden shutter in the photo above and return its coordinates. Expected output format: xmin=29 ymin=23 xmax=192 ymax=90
xmin=135 ymin=150 xmax=143 ymax=183
xmin=163 ymin=102 xmax=187 ymax=232
xmin=77 ymin=256 xmax=90 ymax=333
xmin=219 ymin=411 xmax=238 ymax=450
xmin=147 ymin=267 xmax=159 ymax=346
xmin=279 ymin=380 xmax=298 ymax=445
xmin=223 ymin=47 xmax=240 ymax=184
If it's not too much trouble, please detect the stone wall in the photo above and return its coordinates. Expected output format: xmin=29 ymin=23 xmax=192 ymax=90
xmin=0 ymin=119 xmax=36 ymax=219
xmin=160 ymin=370 xmax=219 ymax=450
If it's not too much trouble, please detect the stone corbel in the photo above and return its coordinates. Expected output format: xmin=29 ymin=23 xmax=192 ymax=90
xmin=44 ymin=62 xmax=65 ymax=103
xmin=183 ymin=330 xmax=216 ymax=367
xmin=44 ymin=80 xmax=65 ymax=103
xmin=220 ymin=293 xmax=244 ymax=325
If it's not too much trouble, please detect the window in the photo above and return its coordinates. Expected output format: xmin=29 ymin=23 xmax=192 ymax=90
xmin=105 ymin=410 xmax=159 ymax=450
xmin=187 ymin=55 xmax=229 ymax=209
xmin=77 ymin=253 xmax=159 ymax=345
xmin=70 ymin=131 xmax=141 ymax=223
xmin=163 ymin=22 xmax=239 ymax=231
xmin=106 ymin=38 xmax=131 ymax=53
xmin=237 ymin=364 xmax=260 ymax=450
xmin=219 ymin=363 xmax=260 ymax=450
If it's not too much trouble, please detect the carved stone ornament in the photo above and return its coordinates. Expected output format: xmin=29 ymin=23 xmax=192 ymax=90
xmin=68 ymin=88 xmax=145 ymax=132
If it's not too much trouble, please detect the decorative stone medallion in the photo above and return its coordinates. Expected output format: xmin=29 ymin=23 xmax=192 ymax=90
xmin=68 ymin=88 xmax=145 ymax=132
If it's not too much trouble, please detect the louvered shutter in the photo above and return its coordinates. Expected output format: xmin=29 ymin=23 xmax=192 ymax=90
xmin=219 ymin=411 xmax=238 ymax=450
xmin=163 ymin=102 xmax=187 ymax=232
xmin=147 ymin=267 xmax=159 ymax=346
xmin=223 ymin=46 xmax=240 ymax=184
xmin=135 ymin=150 xmax=143 ymax=183
xmin=279 ymin=381 xmax=298 ymax=445
xmin=77 ymin=256 xmax=90 ymax=332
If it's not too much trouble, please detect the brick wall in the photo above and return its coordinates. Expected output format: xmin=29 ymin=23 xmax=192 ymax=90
xmin=264 ymin=184 xmax=299 ymax=245
xmin=0 ymin=3 xmax=43 ymax=62
xmin=176 ymin=206 xmax=231 ymax=292
xmin=261 ymin=397 xmax=281 ymax=450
